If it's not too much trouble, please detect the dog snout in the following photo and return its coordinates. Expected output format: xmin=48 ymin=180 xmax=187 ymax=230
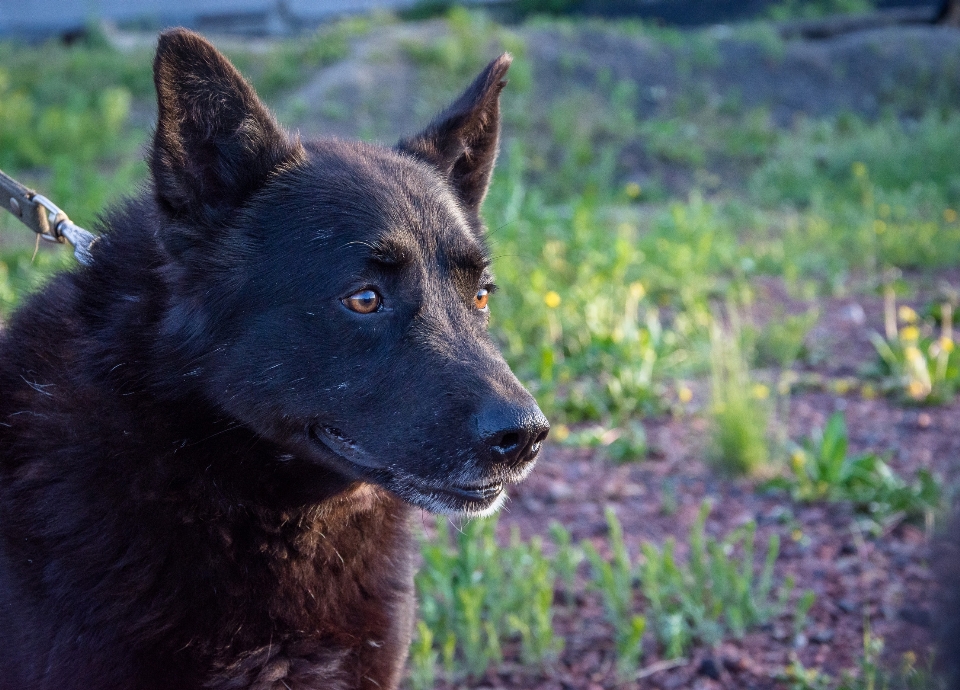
xmin=476 ymin=403 xmax=550 ymax=469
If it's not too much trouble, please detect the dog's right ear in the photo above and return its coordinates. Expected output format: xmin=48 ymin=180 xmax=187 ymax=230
xmin=151 ymin=28 xmax=301 ymax=228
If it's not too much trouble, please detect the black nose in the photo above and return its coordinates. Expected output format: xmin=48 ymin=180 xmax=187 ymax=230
xmin=476 ymin=403 xmax=550 ymax=468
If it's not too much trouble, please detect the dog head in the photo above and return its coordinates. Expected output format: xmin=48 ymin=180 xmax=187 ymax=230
xmin=149 ymin=29 xmax=548 ymax=515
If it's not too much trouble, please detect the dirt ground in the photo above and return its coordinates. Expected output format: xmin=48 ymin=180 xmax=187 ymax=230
xmin=422 ymin=280 xmax=948 ymax=689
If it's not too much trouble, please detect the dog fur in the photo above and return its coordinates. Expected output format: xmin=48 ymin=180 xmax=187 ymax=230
xmin=0 ymin=29 xmax=547 ymax=690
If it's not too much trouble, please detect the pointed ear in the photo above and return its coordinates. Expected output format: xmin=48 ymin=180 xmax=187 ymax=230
xmin=150 ymin=28 xmax=302 ymax=225
xmin=398 ymin=54 xmax=511 ymax=214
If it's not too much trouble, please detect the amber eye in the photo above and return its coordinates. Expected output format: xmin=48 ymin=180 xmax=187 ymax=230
xmin=474 ymin=288 xmax=489 ymax=311
xmin=343 ymin=289 xmax=382 ymax=314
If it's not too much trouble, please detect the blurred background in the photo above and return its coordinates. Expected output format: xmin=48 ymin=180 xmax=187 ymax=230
xmin=2 ymin=0 xmax=960 ymax=688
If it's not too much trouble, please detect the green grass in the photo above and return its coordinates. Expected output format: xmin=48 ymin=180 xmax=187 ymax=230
xmin=766 ymin=0 xmax=874 ymax=21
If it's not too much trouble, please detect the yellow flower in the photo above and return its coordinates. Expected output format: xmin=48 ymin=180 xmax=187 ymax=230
xmin=873 ymin=220 xmax=886 ymax=234
xmin=908 ymin=380 xmax=929 ymax=400
xmin=751 ymin=383 xmax=770 ymax=400
xmin=544 ymin=291 xmax=561 ymax=308
xmin=946 ymin=208 xmax=958 ymax=223
xmin=629 ymin=282 xmax=646 ymax=300
xmin=791 ymin=528 xmax=804 ymax=542
xmin=904 ymin=344 xmax=923 ymax=361
xmin=833 ymin=379 xmax=851 ymax=395
xmin=852 ymin=161 xmax=867 ymax=178
xmin=941 ymin=337 xmax=955 ymax=353
xmin=624 ymin=182 xmax=642 ymax=199
xmin=900 ymin=326 xmax=920 ymax=342
xmin=790 ymin=450 xmax=806 ymax=471
xmin=553 ymin=424 xmax=570 ymax=441
xmin=897 ymin=305 xmax=918 ymax=324
xmin=861 ymin=384 xmax=876 ymax=400
xmin=678 ymin=386 xmax=693 ymax=403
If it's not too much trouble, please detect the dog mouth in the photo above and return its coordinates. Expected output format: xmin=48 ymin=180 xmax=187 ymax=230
xmin=444 ymin=480 xmax=503 ymax=501
xmin=395 ymin=475 xmax=507 ymax=516
xmin=308 ymin=424 xmax=381 ymax=470
xmin=306 ymin=423 xmax=515 ymax=515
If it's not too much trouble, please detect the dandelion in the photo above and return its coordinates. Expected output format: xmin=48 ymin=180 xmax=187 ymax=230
xmin=833 ymin=379 xmax=851 ymax=395
xmin=751 ymin=383 xmax=770 ymax=399
xmin=678 ymin=386 xmax=693 ymax=403
xmin=908 ymin=380 xmax=929 ymax=400
xmin=629 ymin=282 xmax=646 ymax=300
xmin=790 ymin=450 xmax=806 ymax=472
xmin=946 ymin=209 xmax=958 ymax=223
xmin=940 ymin=337 xmax=955 ymax=353
xmin=791 ymin=528 xmax=804 ymax=542
xmin=897 ymin=305 xmax=918 ymax=324
xmin=861 ymin=384 xmax=877 ymax=400
xmin=900 ymin=326 xmax=920 ymax=342
xmin=553 ymin=424 xmax=570 ymax=442
xmin=624 ymin=182 xmax=642 ymax=199
xmin=544 ymin=291 xmax=561 ymax=308
xmin=852 ymin=161 xmax=867 ymax=178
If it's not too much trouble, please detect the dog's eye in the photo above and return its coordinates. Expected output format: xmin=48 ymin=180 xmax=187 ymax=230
xmin=343 ymin=289 xmax=382 ymax=314
xmin=474 ymin=288 xmax=489 ymax=311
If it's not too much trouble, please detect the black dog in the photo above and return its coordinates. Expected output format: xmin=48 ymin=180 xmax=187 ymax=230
xmin=0 ymin=29 xmax=547 ymax=690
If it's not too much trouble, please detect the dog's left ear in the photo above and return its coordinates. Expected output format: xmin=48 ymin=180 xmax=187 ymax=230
xmin=398 ymin=54 xmax=511 ymax=214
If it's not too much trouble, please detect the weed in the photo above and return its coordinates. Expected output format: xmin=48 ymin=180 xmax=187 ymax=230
xmin=754 ymin=307 xmax=818 ymax=369
xmin=866 ymin=287 xmax=960 ymax=403
xmin=768 ymin=413 xmax=941 ymax=528
xmin=639 ymin=502 xmax=804 ymax=657
xmin=558 ymin=421 xmax=648 ymax=462
xmin=583 ymin=508 xmax=647 ymax=677
xmin=580 ymin=503 xmax=807 ymax=670
xmin=708 ymin=314 xmax=771 ymax=475
xmin=549 ymin=521 xmax=583 ymax=605
xmin=416 ymin=515 xmax=560 ymax=681
xmin=407 ymin=621 xmax=437 ymax=690
xmin=793 ymin=625 xmax=949 ymax=690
